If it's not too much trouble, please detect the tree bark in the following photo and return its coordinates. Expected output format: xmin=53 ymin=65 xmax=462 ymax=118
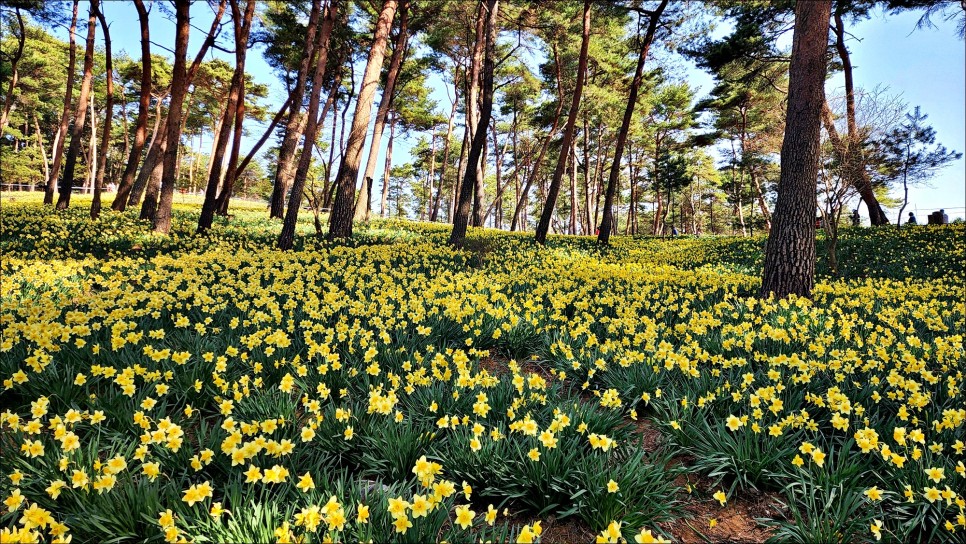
xmin=430 ymin=92 xmax=459 ymax=221
xmin=46 ymin=1 xmax=79 ymax=204
xmin=759 ymin=0 xmax=831 ymax=299
xmin=449 ymin=0 xmax=498 ymax=248
xmin=598 ymin=0 xmax=667 ymax=244
xmin=34 ymin=113 xmax=49 ymax=185
xmin=355 ymin=0 xmax=411 ymax=222
xmin=326 ymin=0 xmax=398 ymax=240
xmin=112 ymin=0 xmax=151 ymax=211
xmin=379 ymin=111 xmax=397 ymax=217
xmin=832 ymin=11 xmax=888 ymax=226
xmin=129 ymin=101 xmax=163 ymax=206
xmin=0 ymin=8 xmax=25 ymax=135
xmin=510 ymin=44 xmax=566 ymax=232
xmin=91 ymin=3 xmax=113 ymax=219
xmin=139 ymin=134 xmax=165 ymax=221
xmin=277 ymin=0 xmax=341 ymax=248
xmin=269 ymin=0 xmax=323 ymax=219
xmin=152 ymin=0 xmax=228 ymax=232
xmin=151 ymin=0 xmax=191 ymax=232
xmin=56 ymin=0 xmax=99 ymax=210
xmin=536 ymin=0 xmax=591 ymax=244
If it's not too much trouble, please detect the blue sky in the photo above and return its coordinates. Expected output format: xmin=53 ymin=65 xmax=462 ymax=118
xmin=63 ymin=1 xmax=965 ymax=221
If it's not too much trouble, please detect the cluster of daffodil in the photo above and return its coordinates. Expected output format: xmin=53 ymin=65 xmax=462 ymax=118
xmin=1 ymin=201 xmax=963 ymax=543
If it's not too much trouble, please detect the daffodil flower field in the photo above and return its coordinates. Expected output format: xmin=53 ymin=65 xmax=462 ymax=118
xmin=1 ymin=198 xmax=964 ymax=543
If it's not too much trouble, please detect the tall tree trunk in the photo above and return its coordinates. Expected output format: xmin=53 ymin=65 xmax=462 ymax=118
xmin=832 ymin=11 xmax=887 ymax=226
xmin=269 ymin=0 xmax=323 ymax=219
xmin=536 ymin=0 xmax=591 ymax=244
xmin=510 ymin=44 xmax=566 ymax=232
xmin=379 ymin=112 xmax=396 ymax=217
xmin=56 ymin=0 xmax=98 ymax=210
xmin=34 ymin=113 xmax=49 ymax=186
xmin=129 ymin=101 xmax=163 ymax=206
xmin=760 ymin=0 xmax=831 ymax=299
xmin=46 ymin=1 xmax=79 ymax=204
xmin=197 ymin=0 xmax=255 ymax=231
xmin=326 ymin=0 xmax=398 ymax=240
xmin=214 ymin=0 xmax=258 ymax=216
xmin=139 ymin=134 xmax=165 ymax=221
xmin=491 ymin=117 xmax=503 ymax=229
xmin=153 ymin=0 xmax=228 ymax=231
xmin=430 ymin=93 xmax=459 ymax=221
xmin=151 ymin=0 xmax=191 ymax=233
xmin=277 ymin=0 xmax=340 ymax=248
xmin=449 ymin=0 xmax=498 ymax=248
xmin=91 ymin=3 xmax=113 ymax=219
xmin=86 ymin=94 xmax=96 ymax=193
xmin=112 ymin=0 xmax=151 ymax=211
xmin=598 ymin=0 xmax=667 ymax=244
xmin=0 ymin=8 xmax=25 ymax=135
xmin=424 ymin=125 xmax=437 ymax=220
xmin=355 ymin=0 xmax=411 ymax=222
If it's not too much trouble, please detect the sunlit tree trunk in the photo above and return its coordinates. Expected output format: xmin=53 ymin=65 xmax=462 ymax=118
xmin=56 ymin=0 xmax=99 ymax=210
xmin=760 ymin=0 xmax=831 ymax=299
xmin=91 ymin=3 xmax=113 ymax=219
xmin=326 ymin=0 xmax=398 ymax=240
xmin=112 ymin=0 xmax=151 ymax=211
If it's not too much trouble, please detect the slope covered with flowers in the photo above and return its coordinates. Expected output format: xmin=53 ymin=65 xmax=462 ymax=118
xmin=1 ymin=199 xmax=964 ymax=543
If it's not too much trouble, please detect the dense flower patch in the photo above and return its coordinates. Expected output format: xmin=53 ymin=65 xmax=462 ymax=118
xmin=1 ymin=199 xmax=964 ymax=543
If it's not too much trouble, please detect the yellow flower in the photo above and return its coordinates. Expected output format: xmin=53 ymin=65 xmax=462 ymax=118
xmin=713 ymin=490 xmax=727 ymax=506
xmin=607 ymin=479 xmax=619 ymax=493
xmin=725 ymin=415 xmax=743 ymax=432
xmin=454 ymin=504 xmax=475 ymax=529
xmin=343 ymin=426 xmax=354 ymax=441
xmin=528 ymin=448 xmax=540 ymax=461
xmin=924 ymin=467 xmax=944 ymax=483
xmin=393 ymin=516 xmax=412 ymax=534
xmin=871 ymin=519 xmax=883 ymax=541
xmin=864 ymin=487 xmax=883 ymax=501
xmin=356 ymin=504 xmax=369 ymax=524
xmin=296 ymin=472 xmax=314 ymax=492
xmin=485 ymin=504 xmax=498 ymax=526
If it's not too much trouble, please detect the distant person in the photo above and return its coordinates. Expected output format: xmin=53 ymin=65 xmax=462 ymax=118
xmin=941 ymin=209 xmax=948 ymax=224
xmin=907 ymin=212 xmax=917 ymax=225
xmin=671 ymin=225 xmax=678 ymax=236
xmin=851 ymin=209 xmax=860 ymax=226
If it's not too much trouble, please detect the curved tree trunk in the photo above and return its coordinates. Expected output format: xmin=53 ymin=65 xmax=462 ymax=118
xmin=56 ymin=0 xmax=99 ymax=210
xmin=278 ymin=0 xmax=341 ymax=249
xmin=46 ymin=0 xmax=79 ymax=205
xmin=129 ymin=103 xmax=163 ymax=207
xmin=759 ymin=0 xmax=832 ymax=299
xmin=91 ymin=3 xmax=113 ymax=219
xmin=269 ymin=0 xmax=323 ymax=219
xmin=598 ymin=0 xmax=668 ymax=244
xmin=832 ymin=11 xmax=888 ymax=226
xmin=355 ymin=0 xmax=411 ymax=222
xmin=112 ymin=0 xmax=151 ymax=211
xmin=535 ymin=0 xmax=591 ymax=244
xmin=326 ymin=0 xmax=398 ymax=241
xmin=449 ymin=0 xmax=498 ymax=248
xmin=0 ymin=8 xmax=25 ymax=135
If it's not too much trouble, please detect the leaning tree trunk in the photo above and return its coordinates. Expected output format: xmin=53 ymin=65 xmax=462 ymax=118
xmin=832 ymin=11 xmax=888 ymax=226
xmin=378 ymin=112 xmax=397 ymax=217
xmin=449 ymin=0 xmax=498 ymax=248
xmin=277 ymin=0 xmax=340 ymax=249
xmin=129 ymin=104 xmax=163 ymax=206
xmin=91 ymin=3 xmax=113 ymax=219
xmin=326 ymin=0 xmax=398 ymax=240
xmin=199 ymin=0 xmax=256 ymax=230
xmin=234 ymin=96 xmax=291 ymax=181
xmin=355 ymin=0 xmax=411 ymax=222
xmin=56 ymin=0 xmax=99 ymax=210
xmin=535 ymin=0 xmax=591 ymax=244
xmin=0 ymin=7 xmax=25 ymax=135
xmin=759 ymin=0 xmax=831 ymax=299
xmin=269 ymin=0 xmax=323 ymax=219
xmin=510 ymin=45 xmax=566 ymax=232
xmin=112 ymin=0 xmax=151 ymax=211
xmin=46 ymin=0 xmax=79 ymax=205
xmin=598 ymin=0 xmax=667 ymax=244
xmin=151 ymin=0 xmax=191 ymax=233
xmin=152 ymin=0 xmax=227 ymax=232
